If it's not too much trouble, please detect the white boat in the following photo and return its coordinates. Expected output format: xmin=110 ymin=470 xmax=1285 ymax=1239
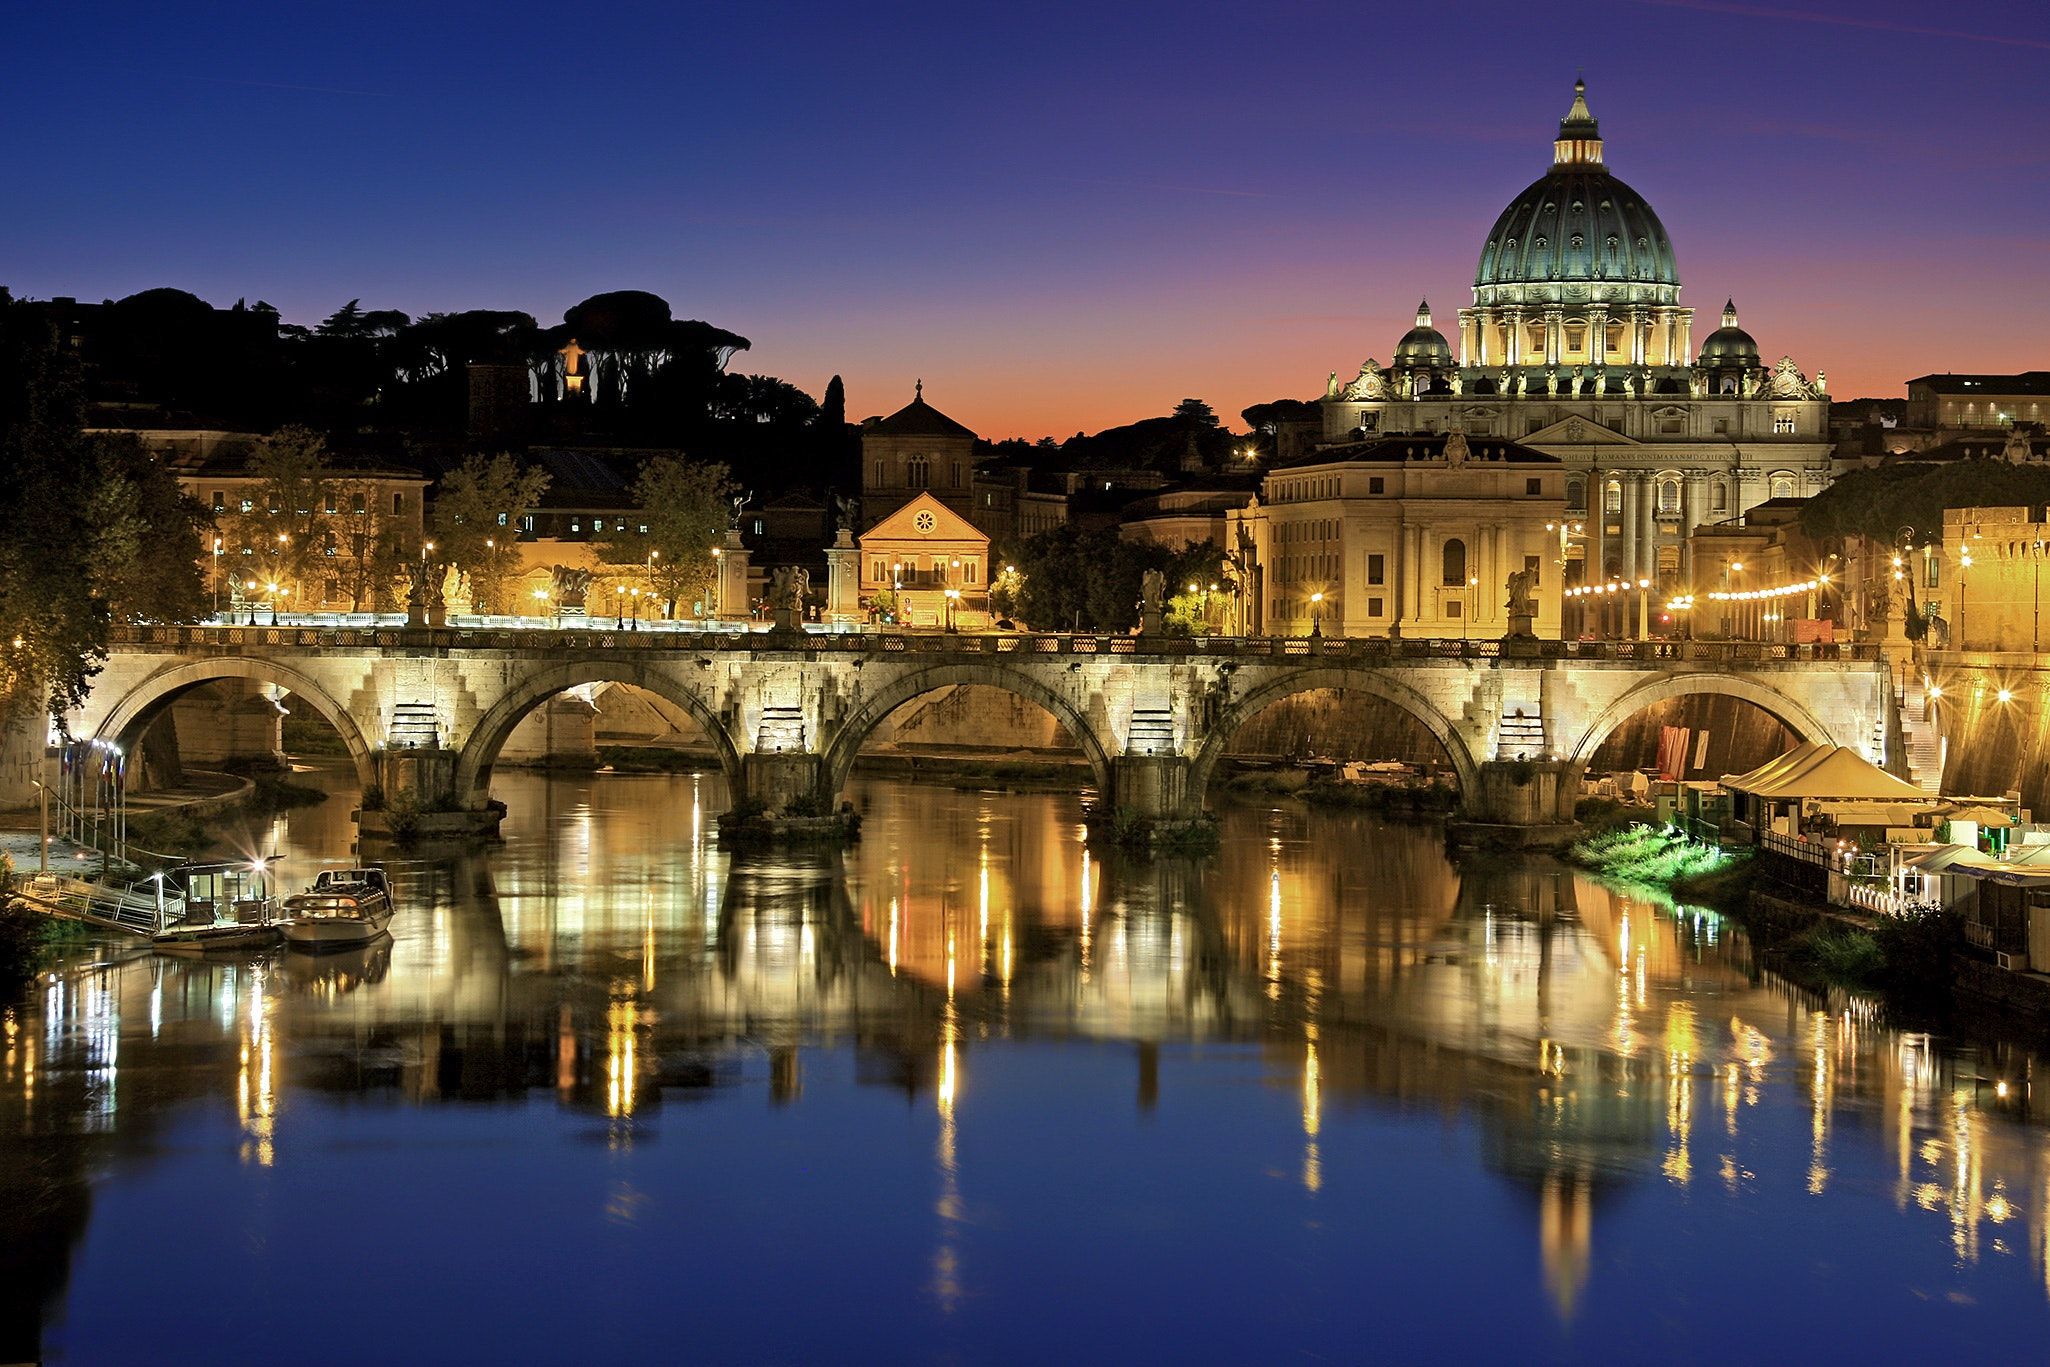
xmin=281 ymin=867 xmax=395 ymax=952
xmin=152 ymin=860 xmax=284 ymax=956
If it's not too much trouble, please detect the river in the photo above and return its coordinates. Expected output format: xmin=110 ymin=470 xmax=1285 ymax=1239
xmin=3 ymin=762 xmax=2048 ymax=1362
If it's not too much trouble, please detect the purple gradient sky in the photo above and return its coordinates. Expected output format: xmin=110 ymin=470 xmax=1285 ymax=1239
xmin=8 ymin=1 xmax=2048 ymax=437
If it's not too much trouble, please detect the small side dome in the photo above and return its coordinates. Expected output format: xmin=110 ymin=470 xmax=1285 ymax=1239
xmin=1394 ymin=300 xmax=1453 ymax=367
xmin=1698 ymin=298 xmax=1759 ymax=367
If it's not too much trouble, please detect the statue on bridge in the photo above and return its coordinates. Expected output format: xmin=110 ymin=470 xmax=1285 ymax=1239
xmin=1138 ymin=568 xmax=1166 ymax=635
xmin=1503 ymin=567 xmax=1538 ymax=640
xmin=770 ymin=565 xmax=811 ymax=629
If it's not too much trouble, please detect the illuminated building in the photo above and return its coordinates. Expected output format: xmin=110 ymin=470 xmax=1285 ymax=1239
xmin=1314 ymin=80 xmax=1833 ymax=599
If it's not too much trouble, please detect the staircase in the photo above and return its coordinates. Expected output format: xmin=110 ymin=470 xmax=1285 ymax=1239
xmin=1896 ymin=676 xmax=1944 ymax=796
xmin=756 ymin=705 xmax=808 ymax=753
xmin=1497 ymin=704 xmax=1545 ymax=760
xmin=386 ymin=702 xmax=441 ymax=750
xmin=1127 ymin=707 xmax=1176 ymax=757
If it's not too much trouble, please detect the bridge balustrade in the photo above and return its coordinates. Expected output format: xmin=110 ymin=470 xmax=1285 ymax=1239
xmin=106 ymin=624 xmax=1881 ymax=667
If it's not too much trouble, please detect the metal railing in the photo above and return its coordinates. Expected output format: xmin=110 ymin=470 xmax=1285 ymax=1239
xmin=11 ymin=871 xmax=176 ymax=937
xmin=109 ymin=623 xmax=1882 ymax=666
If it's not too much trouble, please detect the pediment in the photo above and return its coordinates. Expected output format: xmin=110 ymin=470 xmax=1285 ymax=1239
xmin=860 ymin=491 xmax=989 ymax=545
xmin=1520 ymin=416 xmax=1642 ymax=448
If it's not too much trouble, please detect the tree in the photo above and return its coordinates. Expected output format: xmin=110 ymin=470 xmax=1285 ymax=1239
xmin=429 ymin=453 xmax=551 ymax=615
xmin=1800 ymin=456 xmax=2050 ymax=550
xmin=596 ymin=456 xmax=735 ymax=615
xmin=222 ymin=427 xmax=337 ymax=609
xmin=0 ymin=298 xmax=206 ymax=741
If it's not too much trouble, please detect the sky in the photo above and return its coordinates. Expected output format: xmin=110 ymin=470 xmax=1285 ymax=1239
xmin=7 ymin=1 xmax=2048 ymax=438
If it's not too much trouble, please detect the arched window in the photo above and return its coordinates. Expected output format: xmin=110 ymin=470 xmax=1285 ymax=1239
xmin=1566 ymin=478 xmax=1585 ymax=511
xmin=1605 ymin=480 xmax=1623 ymax=514
xmin=1442 ymin=538 xmax=1467 ymax=586
xmin=1657 ymin=478 xmax=1680 ymax=514
xmin=907 ymin=456 xmax=929 ymax=489
xmin=1711 ymin=481 xmax=1728 ymax=513
xmin=1769 ymin=472 xmax=1797 ymax=500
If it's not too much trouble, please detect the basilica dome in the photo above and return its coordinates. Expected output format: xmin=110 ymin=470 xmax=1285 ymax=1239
xmin=1697 ymin=299 xmax=1760 ymax=367
xmin=1393 ymin=301 xmax=1453 ymax=367
xmin=1473 ymin=81 xmax=1678 ymax=293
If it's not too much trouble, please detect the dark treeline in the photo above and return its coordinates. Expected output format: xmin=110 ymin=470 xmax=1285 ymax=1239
xmin=11 ymin=284 xmax=857 ymax=494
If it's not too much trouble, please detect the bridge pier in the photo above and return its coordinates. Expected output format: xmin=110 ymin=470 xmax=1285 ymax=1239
xmin=1090 ymin=755 xmax=1211 ymax=850
xmin=1446 ymin=759 xmax=1583 ymax=851
xmin=361 ymin=747 xmax=505 ymax=844
xmin=720 ymin=752 xmax=857 ymax=845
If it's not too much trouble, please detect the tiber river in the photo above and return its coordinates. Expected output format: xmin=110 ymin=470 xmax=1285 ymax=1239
xmin=5 ymin=763 xmax=2050 ymax=1362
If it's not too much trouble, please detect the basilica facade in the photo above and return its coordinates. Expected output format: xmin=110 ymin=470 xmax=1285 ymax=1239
xmin=1307 ymin=80 xmax=1833 ymax=605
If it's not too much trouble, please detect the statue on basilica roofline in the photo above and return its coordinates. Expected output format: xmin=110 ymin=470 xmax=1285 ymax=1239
xmin=1767 ymin=356 xmax=1821 ymax=400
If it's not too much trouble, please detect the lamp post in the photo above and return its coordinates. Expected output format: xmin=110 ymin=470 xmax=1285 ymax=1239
xmin=615 ymin=584 xmax=626 ymax=630
xmin=944 ymin=587 xmax=960 ymax=632
xmin=1958 ymin=543 xmax=1972 ymax=649
xmin=30 ymin=778 xmax=47 ymax=873
xmin=533 ymin=586 xmax=553 ymax=626
xmin=630 ymin=587 xmax=642 ymax=631
xmin=1465 ymin=574 xmax=1478 ymax=640
xmin=211 ymin=537 xmax=223 ymax=618
xmin=1309 ymin=590 xmax=1324 ymax=637
xmin=647 ymin=548 xmax=661 ymax=623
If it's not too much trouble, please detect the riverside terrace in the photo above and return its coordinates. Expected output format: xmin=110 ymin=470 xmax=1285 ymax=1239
xmin=40 ymin=624 xmax=1895 ymax=841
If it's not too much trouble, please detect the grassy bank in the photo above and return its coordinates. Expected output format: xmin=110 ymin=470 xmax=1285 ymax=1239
xmin=1568 ymin=821 xmax=1757 ymax=910
xmin=0 ymin=885 xmax=97 ymax=988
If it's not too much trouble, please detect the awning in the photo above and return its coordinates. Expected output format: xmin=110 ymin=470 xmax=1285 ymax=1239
xmin=1942 ymin=805 xmax=2017 ymax=827
xmin=1722 ymin=744 xmax=1929 ymax=802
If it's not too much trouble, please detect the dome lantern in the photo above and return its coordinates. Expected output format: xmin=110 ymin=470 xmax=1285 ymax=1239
xmin=1553 ymin=78 xmax=1603 ymax=168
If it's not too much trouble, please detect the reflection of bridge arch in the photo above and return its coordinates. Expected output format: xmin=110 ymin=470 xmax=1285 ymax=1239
xmin=1187 ymin=666 xmax=1480 ymax=811
xmin=820 ymin=664 xmax=1113 ymax=802
xmin=455 ymin=660 xmax=743 ymax=809
xmin=92 ymin=658 xmax=377 ymax=791
xmin=1563 ymin=671 xmax=1836 ymax=770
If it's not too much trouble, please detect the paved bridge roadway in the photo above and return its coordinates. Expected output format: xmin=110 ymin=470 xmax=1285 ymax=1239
xmin=61 ymin=624 xmax=1896 ymax=833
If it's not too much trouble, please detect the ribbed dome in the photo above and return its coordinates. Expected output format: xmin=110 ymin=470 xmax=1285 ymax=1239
xmin=1473 ymin=81 xmax=1679 ymax=291
xmin=1697 ymin=299 xmax=1759 ymax=366
xmin=1393 ymin=300 xmax=1452 ymax=366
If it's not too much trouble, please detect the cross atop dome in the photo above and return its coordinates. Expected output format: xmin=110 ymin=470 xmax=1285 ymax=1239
xmin=1553 ymin=77 xmax=1604 ymax=169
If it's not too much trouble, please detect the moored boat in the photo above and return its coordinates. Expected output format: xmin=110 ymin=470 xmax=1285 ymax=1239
xmin=280 ymin=866 xmax=395 ymax=952
xmin=151 ymin=859 xmax=284 ymax=956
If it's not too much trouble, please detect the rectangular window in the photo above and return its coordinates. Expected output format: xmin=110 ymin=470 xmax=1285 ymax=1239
xmin=1446 ymin=599 xmax=1463 ymax=618
xmin=1773 ymin=415 xmax=1796 ymax=434
xmin=1925 ymin=556 xmax=1940 ymax=589
xmin=1526 ymin=478 xmax=1542 ymax=495
xmin=521 ymin=515 xmax=535 ymax=532
xmin=324 ymin=493 xmax=338 ymax=514
xmin=497 ymin=512 xmax=509 ymax=526
xmin=1367 ymin=553 xmax=1384 ymax=586
xmin=592 ymin=519 xmax=605 ymax=533
xmin=352 ymin=493 xmax=366 ymax=514
xmin=1367 ymin=596 xmax=1384 ymax=617
xmin=212 ymin=491 xmax=225 ymax=511
xmin=393 ymin=493 xmax=405 ymax=516
xmin=240 ymin=497 xmax=253 ymax=513
xmin=1369 ymin=476 xmax=1384 ymax=494
xmin=1712 ymin=418 xmax=1729 ymax=435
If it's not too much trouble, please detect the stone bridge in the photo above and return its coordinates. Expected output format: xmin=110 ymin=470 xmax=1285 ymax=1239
xmin=57 ymin=624 xmax=1896 ymax=833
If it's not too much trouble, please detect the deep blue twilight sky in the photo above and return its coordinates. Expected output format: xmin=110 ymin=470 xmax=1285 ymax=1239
xmin=7 ymin=1 xmax=2048 ymax=436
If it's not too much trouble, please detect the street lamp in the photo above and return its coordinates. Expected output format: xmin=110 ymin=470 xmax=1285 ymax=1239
xmin=1465 ymin=574 xmax=1478 ymax=640
xmin=211 ymin=537 xmax=223 ymax=618
xmin=943 ymin=587 xmax=960 ymax=632
xmin=614 ymin=583 xmax=626 ymax=630
xmin=647 ymin=548 xmax=661 ymax=623
xmin=533 ymin=585 xmax=554 ymax=626
xmin=630 ymin=586 xmax=642 ymax=631
xmin=1309 ymin=590 xmax=1324 ymax=637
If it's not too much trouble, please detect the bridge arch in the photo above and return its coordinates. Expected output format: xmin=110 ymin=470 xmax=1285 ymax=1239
xmin=820 ymin=663 xmax=1115 ymax=802
xmin=1187 ymin=666 xmax=1481 ymax=811
xmin=454 ymin=659 xmax=743 ymax=809
xmin=1563 ymin=670 xmax=1838 ymax=771
xmin=91 ymin=658 xmax=377 ymax=791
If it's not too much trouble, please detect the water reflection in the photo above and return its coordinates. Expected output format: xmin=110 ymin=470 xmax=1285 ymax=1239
xmin=5 ymin=766 xmax=2050 ymax=1358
